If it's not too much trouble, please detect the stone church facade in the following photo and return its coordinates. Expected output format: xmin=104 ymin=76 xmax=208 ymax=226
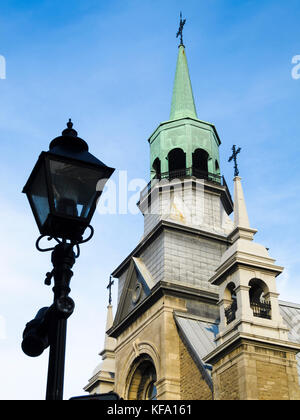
xmin=84 ymin=36 xmax=300 ymax=400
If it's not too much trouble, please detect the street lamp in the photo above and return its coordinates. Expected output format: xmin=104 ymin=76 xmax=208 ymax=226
xmin=21 ymin=120 xmax=115 ymax=400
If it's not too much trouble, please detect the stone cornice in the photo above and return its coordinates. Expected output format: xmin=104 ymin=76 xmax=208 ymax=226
xmin=210 ymin=251 xmax=284 ymax=286
xmin=108 ymin=280 xmax=218 ymax=339
xmin=147 ymin=117 xmax=221 ymax=146
xmin=203 ymin=331 xmax=300 ymax=365
xmin=138 ymin=176 xmax=233 ymax=216
xmin=83 ymin=374 xmax=114 ymax=393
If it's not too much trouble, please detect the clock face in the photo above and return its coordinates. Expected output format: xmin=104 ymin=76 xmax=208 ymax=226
xmin=170 ymin=194 xmax=188 ymax=223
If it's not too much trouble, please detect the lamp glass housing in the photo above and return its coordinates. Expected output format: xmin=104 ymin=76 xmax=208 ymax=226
xmin=23 ymin=151 xmax=113 ymax=241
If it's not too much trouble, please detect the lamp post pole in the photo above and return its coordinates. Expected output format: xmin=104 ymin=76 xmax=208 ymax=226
xmin=21 ymin=120 xmax=115 ymax=400
xmin=45 ymin=242 xmax=75 ymax=401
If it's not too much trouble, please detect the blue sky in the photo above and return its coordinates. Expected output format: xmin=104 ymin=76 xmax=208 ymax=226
xmin=1 ymin=0 xmax=300 ymax=400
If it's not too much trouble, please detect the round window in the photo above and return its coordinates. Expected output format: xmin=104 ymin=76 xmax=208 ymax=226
xmin=132 ymin=282 xmax=142 ymax=304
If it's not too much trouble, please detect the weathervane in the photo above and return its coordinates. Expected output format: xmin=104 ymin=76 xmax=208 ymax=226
xmin=107 ymin=275 xmax=114 ymax=305
xmin=228 ymin=145 xmax=241 ymax=177
xmin=176 ymin=12 xmax=186 ymax=46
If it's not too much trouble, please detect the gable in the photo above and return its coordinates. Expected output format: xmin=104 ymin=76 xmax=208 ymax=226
xmin=113 ymin=258 xmax=154 ymax=328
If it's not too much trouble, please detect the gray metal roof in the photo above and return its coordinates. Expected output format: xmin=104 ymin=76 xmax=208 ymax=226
xmin=174 ymin=314 xmax=218 ymax=361
xmin=174 ymin=313 xmax=217 ymax=390
xmin=279 ymin=300 xmax=300 ymax=343
xmin=279 ymin=300 xmax=300 ymax=381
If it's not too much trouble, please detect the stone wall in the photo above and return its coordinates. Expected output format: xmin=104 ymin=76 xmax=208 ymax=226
xmin=113 ymin=295 xmax=186 ymax=400
xmin=142 ymin=180 xmax=233 ymax=237
xmin=179 ymin=338 xmax=212 ymax=400
xmin=211 ymin=342 xmax=300 ymax=400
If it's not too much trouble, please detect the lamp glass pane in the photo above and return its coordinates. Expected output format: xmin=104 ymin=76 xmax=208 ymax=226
xmin=49 ymin=159 xmax=104 ymax=220
xmin=29 ymin=164 xmax=50 ymax=227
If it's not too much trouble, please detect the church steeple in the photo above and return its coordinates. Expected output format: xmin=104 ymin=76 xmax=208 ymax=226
xmin=148 ymin=33 xmax=223 ymax=182
xmin=84 ymin=301 xmax=116 ymax=394
xmin=170 ymin=13 xmax=197 ymax=121
xmin=169 ymin=44 xmax=198 ymax=120
xmin=146 ymin=15 xmax=226 ymax=184
xmin=203 ymin=176 xmax=300 ymax=400
xmin=208 ymin=177 xmax=288 ymax=341
xmin=84 ymin=276 xmax=116 ymax=394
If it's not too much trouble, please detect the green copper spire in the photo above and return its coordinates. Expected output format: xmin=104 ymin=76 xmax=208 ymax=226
xmin=148 ymin=18 xmax=222 ymax=184
xmin=169 ymin=44 xmax=198 ymax=120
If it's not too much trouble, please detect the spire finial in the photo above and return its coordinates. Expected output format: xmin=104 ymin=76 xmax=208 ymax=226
xmin=228 ymin=145 xmax=241 ymax=177
xmin=176 ymin=12 xmax=186 ymax=46
xmin=170 ymin=14 xmax=197 ymax=120
xmin=107 ymin=275 xmax=114 ymax=305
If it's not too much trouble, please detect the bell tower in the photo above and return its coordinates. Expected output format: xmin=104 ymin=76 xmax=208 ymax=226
xmin=140 ymin=36 xmax=233 ymax=239
xmin=203 ymin=176 xmax=300 ymax=400
xmin=150 ymin=43 xmax=221 ymax=182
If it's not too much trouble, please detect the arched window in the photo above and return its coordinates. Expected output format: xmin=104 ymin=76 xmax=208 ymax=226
xmin=145 ymin=381 xmax=157 ymax=400
xmin=127 ymin=355 xmax=157 ymax=400
xmin=192 ymin=149 xmax=209 ymax=178
xmin=249 ymin=279 xmax=271 ymax=319
xmin=168 ymin=148 xmax=186 ymax=178
xmin=152 ymin=158 xmax=161 ymax=180
xmin=224 ymin=282 xmax=237 ymax=325
xmin=215 ymin=160 xmax=220 ymax=174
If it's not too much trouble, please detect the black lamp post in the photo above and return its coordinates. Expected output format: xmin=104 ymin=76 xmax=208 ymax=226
xmin=21 ymin=120 xmax=114 ymax=400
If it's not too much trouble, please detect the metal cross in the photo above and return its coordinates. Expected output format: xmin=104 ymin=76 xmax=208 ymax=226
xmin=228 ymin=145 xmax=241 ymax=177
xmin=176 ymin=12 xmax=186 ymax=46
xmin=107 ymin=275 xmax=114 ymax=305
